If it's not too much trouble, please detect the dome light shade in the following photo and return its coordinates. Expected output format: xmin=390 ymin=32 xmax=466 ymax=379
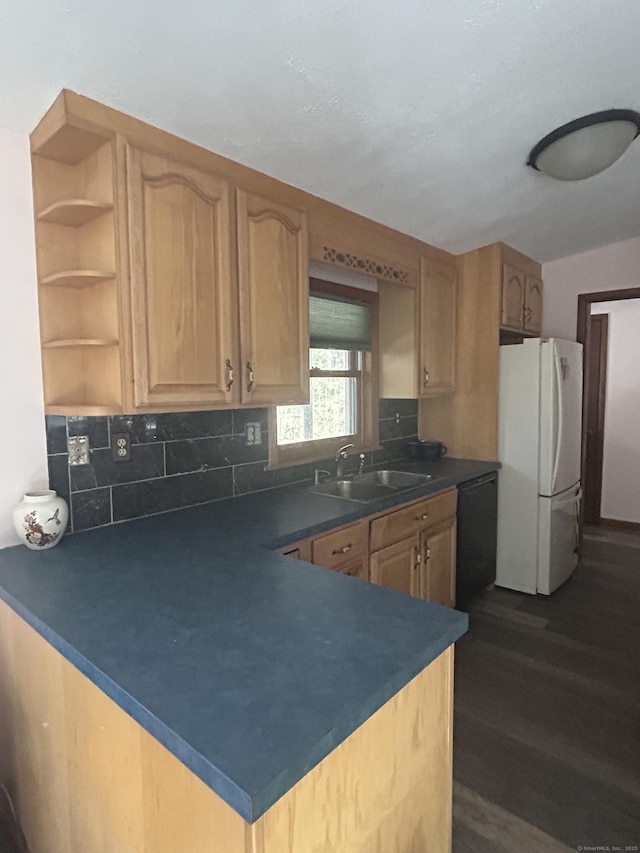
xmin=527 ymin=109 xmax=640 ymax=181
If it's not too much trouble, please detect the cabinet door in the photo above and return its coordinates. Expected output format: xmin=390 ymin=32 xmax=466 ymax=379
xmin=524 ymin=276 xmax=543 ymax=334
xmin=127 ymin=147 xmax=236 ymax=408
xmin=501 ymin=264 xmax=525 ymax=330
xmin=236 ymin=189 xmax=309 ymax=406
xmin=421 ymin=517 xmax=456 ymax=607
xmin=418 ymin=258 xmax=457 ymax=396
xmin=370 ymin=536 xmax=419 ymax=597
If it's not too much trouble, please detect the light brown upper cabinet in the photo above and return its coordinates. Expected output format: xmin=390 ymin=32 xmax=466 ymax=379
xmin=419 ymin=258 xmax=457 ymax=396
xmin=501 ymin=263 xmax=543 ymax=335
xmin=523 ymin=276 xmax=543 ymax=334
xmin=127 ymin=158 xmax=309 ymax=410
xmin=378 ymin=255 xmax=457 ymax=400
xmin=30 ymin=91 xmax=311 ymax=414
xmin=236 ymin=190 xmax=309 ymax=406
xmin=127 ymin=147 xmax=236 ymax=409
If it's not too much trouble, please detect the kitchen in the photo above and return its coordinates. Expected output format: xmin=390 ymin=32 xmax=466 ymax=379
xmin=1 ymin=3 xmax=640 ymax=852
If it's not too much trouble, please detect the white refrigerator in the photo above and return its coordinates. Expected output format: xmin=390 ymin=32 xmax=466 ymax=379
xmin=496 ymin=337 xmax=583 ymax=595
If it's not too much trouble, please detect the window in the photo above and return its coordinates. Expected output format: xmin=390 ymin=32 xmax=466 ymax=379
xmin=269 ymin=280 xmax=378 ymax=468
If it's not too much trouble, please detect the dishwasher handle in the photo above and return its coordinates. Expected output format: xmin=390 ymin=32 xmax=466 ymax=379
xmin=458 ymin=474 xmax=497 ymax=492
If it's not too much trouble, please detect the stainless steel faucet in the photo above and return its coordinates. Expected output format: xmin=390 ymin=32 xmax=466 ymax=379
xmin=335 ymin=443 xmax=354 ymax=479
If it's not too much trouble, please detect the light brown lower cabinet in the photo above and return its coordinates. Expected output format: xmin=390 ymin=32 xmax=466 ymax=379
xmin=282 ymin=488 xmax=457 ymax=607
xmin=369 ymin=536 xmax=418 ymax=596
xmin=369 ymin=518 xmax=456 ymax=608
xmin=420 ymin=516 xmax=457 ymax=607
xmin=0 ymin=596 xmax=455 ymax=853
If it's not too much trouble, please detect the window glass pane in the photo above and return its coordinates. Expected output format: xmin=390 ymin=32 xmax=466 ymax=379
xmin=277 ymin=376 xmax=357 ymax=445
xmin=310 ymin=348 xmax=350 ymax=370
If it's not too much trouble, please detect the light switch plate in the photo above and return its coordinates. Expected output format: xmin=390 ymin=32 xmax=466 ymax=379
xmin=67 ymin=435 xmax=89 ymax=466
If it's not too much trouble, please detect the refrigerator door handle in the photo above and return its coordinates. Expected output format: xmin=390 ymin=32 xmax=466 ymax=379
xmin=552 ymin=487 xmax=582 ymax=507
xmin=551 ymin=347 xmax=564 ymax=494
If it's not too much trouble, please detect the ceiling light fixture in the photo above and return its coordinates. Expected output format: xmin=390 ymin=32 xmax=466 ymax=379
xmin=527 ymin=109 xmax=640 ymax=181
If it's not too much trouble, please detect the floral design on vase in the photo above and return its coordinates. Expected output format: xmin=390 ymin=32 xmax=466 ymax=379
xmin=13 ymin=491 xmax=69 ymax=550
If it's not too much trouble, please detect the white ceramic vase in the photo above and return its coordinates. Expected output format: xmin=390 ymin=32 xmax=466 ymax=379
xmin=13 ymin=490 xmax=69 ymax=550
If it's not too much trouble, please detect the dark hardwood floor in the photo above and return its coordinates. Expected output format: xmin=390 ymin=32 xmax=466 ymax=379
xmin=452 ymin=525 xmax=640 ymax=852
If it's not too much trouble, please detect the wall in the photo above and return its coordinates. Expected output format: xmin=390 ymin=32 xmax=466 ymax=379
xmin=590 ymin=299 xmax=640 ymax=525
xmin=0 ymin=127 xmax=48 ymax=548
xmin=47 ymin=400 xmax=419 ymax=533
xmin=542 ymin=236 xmax=640 ymax=340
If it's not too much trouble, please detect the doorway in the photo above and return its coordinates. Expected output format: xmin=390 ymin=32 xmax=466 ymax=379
xmin=577 ymin=287 xmax=640 ymax=528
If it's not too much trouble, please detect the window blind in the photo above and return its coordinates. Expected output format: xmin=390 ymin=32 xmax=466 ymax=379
xmin=309 ymin=293 xmax=372 ymax=351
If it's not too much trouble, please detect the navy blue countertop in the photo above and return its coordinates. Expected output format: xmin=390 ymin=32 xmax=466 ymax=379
xmin=0 ymin=458 xmax=496 ymax=822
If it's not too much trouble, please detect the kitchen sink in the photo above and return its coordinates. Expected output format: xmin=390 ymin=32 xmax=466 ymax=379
xmin=308 ymin=470 xmax=435 ymax=503
xmin=354 ymin=470 xmax=433 ymax=490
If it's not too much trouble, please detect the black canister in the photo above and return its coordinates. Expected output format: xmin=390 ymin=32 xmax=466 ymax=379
xmin=405 ymin=440 xmax=447 ymax=460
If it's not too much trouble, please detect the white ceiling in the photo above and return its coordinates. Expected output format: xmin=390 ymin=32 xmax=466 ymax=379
xmin=2 ymin=0 xmax=640 ymax=262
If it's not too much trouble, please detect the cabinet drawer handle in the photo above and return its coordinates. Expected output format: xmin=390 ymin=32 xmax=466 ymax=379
xmin=423 ymin=366 xmax=429 ymax=386
xmin=225 ymin=359 xmax=234 ymax=392
xmin=415 ymin=513 xmax=429 ymax=521
xmin=332 ymin=543 xmax=352 ymax=555
xmin=246 ymin=361 xmax=255 ymax=392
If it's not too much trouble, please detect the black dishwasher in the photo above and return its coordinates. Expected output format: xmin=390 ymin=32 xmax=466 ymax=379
xmin=456 ymin=474 xmax=498 ymax=610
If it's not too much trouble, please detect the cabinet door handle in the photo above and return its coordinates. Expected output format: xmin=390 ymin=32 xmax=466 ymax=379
xmin=423 ymin=366 xmax=429 ymax=386
xmin=415 ymin=513 xmax=429 ymax=521
xmin=246 ymin=361 xmax=255 ymax=392
xmin=426 ymin=546 xmax=432 ymax=560
xmin=332 ymin=543 xmax=352 ymax=555
xmin=225 ymin=359 xmax=234 ymax=392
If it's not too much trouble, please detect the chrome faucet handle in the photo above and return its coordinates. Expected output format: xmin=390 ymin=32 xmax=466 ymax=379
xmin=358 ymin=453 xmax=366 ymax=475
xmin=336 ymin=443 xmax=355 ymax=460
xmin=314 ymin=469 xmax=332 ymax=485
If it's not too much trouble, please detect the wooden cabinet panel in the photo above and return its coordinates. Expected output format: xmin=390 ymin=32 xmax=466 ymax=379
xmin=421 ymin=518 xmax=456 ymax=607
xmin=237 ymin=190 xmax=309 ymax=406
xmin=419 ymin=258 xmax=457 ymax=396
xmin=524 ymin=275 xmax=543 ymax=334
xmin=370 ymin=536 xmax=418 ymax=596
xmin=370 ymin=489 xmax=457 ymax=552
xmin=127 ymin=147 xmax=236 ymax=408
xmin=335 ymin=557 xmax=369 ymax=581
xmin=311 ymin=521 xmax=366 ymax=570
xmin=501 ymin=264 xmax=526 ymax=330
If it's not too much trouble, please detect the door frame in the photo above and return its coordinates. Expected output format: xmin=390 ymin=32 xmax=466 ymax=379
xmin=583 ymin=313 xmax=608 ymax=523
xmin=576 ymin=287 xmax=640 ymax=530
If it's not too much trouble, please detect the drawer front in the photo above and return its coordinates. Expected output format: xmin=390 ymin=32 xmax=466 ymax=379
xmin=312 ymin=522 xmax=366 ymax=570
xmin=370 ymin=488 xmax=457 ymax=552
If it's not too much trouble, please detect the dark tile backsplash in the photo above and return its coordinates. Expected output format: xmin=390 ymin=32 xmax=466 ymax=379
xmin=45 ymin=399 xmax=419 ymax=533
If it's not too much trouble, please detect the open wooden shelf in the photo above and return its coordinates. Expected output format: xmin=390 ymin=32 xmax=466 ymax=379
xmin=40 ymin=270 xmax=116 ymax=288
xmin=44 ymin=403 xmax=122 ymax=416
xmin=37 ymin=199 xmax=113 ymax=227
xmin=42 ymin=338 xmax=119 ymax=349
xmin=31 ymin=117 xmax=111 ymax=166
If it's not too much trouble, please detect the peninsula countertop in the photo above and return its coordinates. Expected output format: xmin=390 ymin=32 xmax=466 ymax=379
xmin=0 ymin=458 xmax=497 ymax=822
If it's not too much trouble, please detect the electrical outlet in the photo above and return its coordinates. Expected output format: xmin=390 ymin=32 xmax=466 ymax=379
xmin=67 ymin=435 xmax=89 ymax=466
xmin=111 ymin=432 xmax=131 ymax=462
xmin=244 ymin=422 xmax=262 ymax=446
xmin=395 ymin=412 xmax=401 ymax=424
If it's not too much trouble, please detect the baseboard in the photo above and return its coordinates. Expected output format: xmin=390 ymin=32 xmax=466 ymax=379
xmin=599 ymin=517 xmax=640 ymax=532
